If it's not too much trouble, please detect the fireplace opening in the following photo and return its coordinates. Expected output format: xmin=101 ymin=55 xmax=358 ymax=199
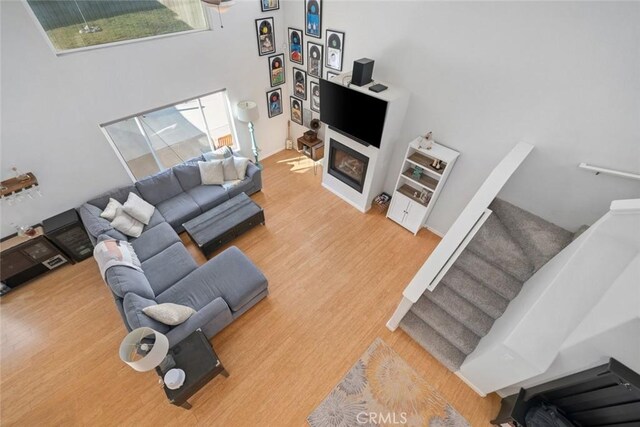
xmin=328 ymin=139 xmax=369 ymax=193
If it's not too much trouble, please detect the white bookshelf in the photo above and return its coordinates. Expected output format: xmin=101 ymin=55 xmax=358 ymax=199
xmin=387 ymin=138 xmax=459 ymax=234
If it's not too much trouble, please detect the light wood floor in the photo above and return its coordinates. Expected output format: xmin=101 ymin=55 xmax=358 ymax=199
xmin=0 ymin=150 xmax=499 ymax=426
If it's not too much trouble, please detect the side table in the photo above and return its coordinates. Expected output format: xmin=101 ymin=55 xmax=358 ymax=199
xmin=157 ymin=329 xmax=228 ymax=409
xmin=297 ymin=136 xmax=324 ymax=175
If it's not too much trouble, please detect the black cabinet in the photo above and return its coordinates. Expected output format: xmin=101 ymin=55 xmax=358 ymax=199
xmin=43 ymin=209 xmax=93 ymax=263
xmin=1 ymin=230 xmax=68 ymax=294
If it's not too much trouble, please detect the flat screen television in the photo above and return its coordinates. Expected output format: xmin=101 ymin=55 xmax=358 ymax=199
xmin=320 ymin=79 xmax=388 ymax=148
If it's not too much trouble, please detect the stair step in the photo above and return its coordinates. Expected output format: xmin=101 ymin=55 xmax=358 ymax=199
xmin=426 ymin=283 xmax=495 ymax=337
xmin=490 ymin=198 xmax=573 ymax=271
xmin=400 ymin=311 xmax=467 ymax=371
xmin=467 ymin=213 xmax=534 ymax=282
xmin=441 ymin=267 xmax=509 ymax=319
xmin=455 ymin=250 xmax=523 ymax=301
xmin=411 ymin=296 xmax=481 ymax=355
xmin=572 ymin=225 xmax=589 ymax=241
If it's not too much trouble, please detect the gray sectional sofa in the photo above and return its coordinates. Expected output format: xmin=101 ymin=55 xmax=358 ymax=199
xmin=78 ymin=154 xmax=267 ymax=346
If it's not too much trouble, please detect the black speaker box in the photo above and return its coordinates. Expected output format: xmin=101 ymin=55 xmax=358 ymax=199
xmin=351 ymin=58 xmax=374 ymax=87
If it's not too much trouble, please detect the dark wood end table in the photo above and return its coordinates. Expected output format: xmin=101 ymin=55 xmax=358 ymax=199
xmin=297 ymin=136 xmax=324 ymax=175
xmin=157 ymin=329 xmax=228 ymax=409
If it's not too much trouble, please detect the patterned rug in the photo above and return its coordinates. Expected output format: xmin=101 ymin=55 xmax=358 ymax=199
xmin=308 ymin=338 xmax=470 ymax=427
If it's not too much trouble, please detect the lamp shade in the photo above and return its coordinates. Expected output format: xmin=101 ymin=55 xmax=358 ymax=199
xmin=236 ymin=101 xmax=259 ymax=123
xmin=119 ymin=327 xmax=169 ymax=372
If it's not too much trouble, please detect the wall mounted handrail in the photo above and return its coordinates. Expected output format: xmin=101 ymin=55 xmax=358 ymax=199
xmin=387 ymin=142 xmax=534 ymax=330
xmin=579 ymin=163 xmax=640 ymax=181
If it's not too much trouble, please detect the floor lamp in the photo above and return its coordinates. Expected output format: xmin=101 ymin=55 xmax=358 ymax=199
xmin=236 ymin=101 xmax=262 ymax=170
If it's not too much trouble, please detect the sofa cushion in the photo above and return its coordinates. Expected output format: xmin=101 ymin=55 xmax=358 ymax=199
xmin=207 ymin=246 xmax=268 ymax=311
xmin=222 ymin=157 xmax=238 ymax=181
xmin=157 ymin=246 xmax=267 ymax=312
xmin=141 ymin=209 xmax=166 ymax=233
xmin=105 ymin=265 xmax=155 ymax=300
xmin=186 ymin=185 xmax=229 ymax=212
xmin=165 ymin=298 xmax=232 ymax=347
xmin=111 ymin=209 xmax=144 ymax=238
xmin=78 ymin=203 xmax=125 ymax=240
xmin=130 ymin=222 xmax=180 ymax=262
xmin=199 ymin=160 xmax=224 ymax=185
xmin=100 ymin=198 xmax=122 ymax=221
xmin=136 ymin=169 xmax=183 ymax=205
xmin=88 ymin=185 xmax=140 ymax=210
xmin=155 ymin=193 xmax=202 ymax=231
xmin=142 ymin=303 xmax=195 ymax=326
xmin=141 ymin=242 xmax=198 ymax=296
xmin=122 ymin=293 xmax=170 ymax=334
xmin=203 ymin=146 xmax=233 ymax=161
xmin=234 ymin=157 xmax=251 ymax=179
xmin=226 ymin=179 xmax=255 ymax=199
xmin=123 ymin=192 xmax=155 ymax=225
xmin=173 ymin=163 xmax=202 ymax=191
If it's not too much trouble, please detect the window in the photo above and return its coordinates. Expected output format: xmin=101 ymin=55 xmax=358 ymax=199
xmin=26 ymin=0 xmax=208 ymax=52
xmin=102 ymin=90 xmax=236 ymax=180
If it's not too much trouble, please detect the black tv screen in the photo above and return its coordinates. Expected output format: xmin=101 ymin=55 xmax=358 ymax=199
xmin=320 ymin=79 xmax=388 ymax=148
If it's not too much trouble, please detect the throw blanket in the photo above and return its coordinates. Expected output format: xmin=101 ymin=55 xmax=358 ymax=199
xmin=94 ymin=239 xmax=142 ymax=279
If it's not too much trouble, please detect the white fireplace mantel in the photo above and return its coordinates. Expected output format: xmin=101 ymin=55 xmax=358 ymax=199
xmin=321 ymin=74 xmax=410 ymax=212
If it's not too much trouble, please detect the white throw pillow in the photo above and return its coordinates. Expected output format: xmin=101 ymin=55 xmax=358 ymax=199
xmin=199 ymin=160 xmax=224 ymax=185
xmin=123 ymin=192 xmax=155 ymax=225
xmin=142 ymin=303 xmax=196 ymax=326
xmin=222 ymin=157 xmax=238 ymax=181
xmin=203 ymin=146 xmax=233 ymax=161
xmin=100 ymin=198 xmax=122 ymax=221
xmin=233 ymin=157 xmax=250 ymax=179
xmin=110 ymin=208 xmax=144 ymax=238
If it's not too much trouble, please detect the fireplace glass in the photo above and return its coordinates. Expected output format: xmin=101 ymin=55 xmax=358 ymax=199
xmin=327 ymin=139 xmax=369 ymax=193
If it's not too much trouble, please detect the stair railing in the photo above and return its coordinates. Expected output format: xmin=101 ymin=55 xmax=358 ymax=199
xmin=387 ymin=142 xmax=534 ymax=330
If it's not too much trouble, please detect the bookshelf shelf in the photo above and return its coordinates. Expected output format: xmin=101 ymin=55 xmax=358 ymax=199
xmin=387 ymin=139 xmax=459 ymax=234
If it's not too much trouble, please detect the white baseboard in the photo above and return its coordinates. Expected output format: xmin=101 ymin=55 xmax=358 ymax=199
xmin=426 ymin=226 xmax=445 ymax=237
xmin=454 ymin=371 xmax=487 ymax=397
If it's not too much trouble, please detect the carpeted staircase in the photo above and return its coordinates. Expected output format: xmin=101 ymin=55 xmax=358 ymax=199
xmin=400 ymin=198 xmax=580 ymax=371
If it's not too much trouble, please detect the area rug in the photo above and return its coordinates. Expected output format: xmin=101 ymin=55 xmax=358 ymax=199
xmin=308 ymin=338 xmax=470 ymax=427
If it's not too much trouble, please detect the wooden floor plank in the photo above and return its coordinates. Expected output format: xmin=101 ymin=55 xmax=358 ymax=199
xmin=0 ymin=151 xmax=499 ymax=426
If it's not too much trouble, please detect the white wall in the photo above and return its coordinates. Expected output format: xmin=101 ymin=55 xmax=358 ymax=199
xmin=499 ymin=253 xmax=640 ymax=396
xmin=2 ymin=1 xmax=638 ymax=238
xmin=283 ymin=1 xmax=640 ymax=234
xmin=0 ymin=0 xmax=287 ymax=237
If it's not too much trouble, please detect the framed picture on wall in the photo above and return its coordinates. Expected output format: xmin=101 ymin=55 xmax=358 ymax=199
xmin=307 ymin=42 xmax=323 ymax=78
xmin=304 ymin=0 xmax=321 ymax=38
xmin=325 ymin=30 xmax=345 ymax=71
xmin=310 ymin=80 xmax=320 ymax=113
xmin=268 ymin=54 xmax=285 ymax=87
xmin=260 ymin=0 xmax=279 ymax=12
xmin=326 ymin=71 xmax=339 ymax=80
xmin=266 ymin=88 xmax=283 ymax=118
xmin=290 ymin=97 xmax=303 ymax=125
xmin=288 ymin=27 xmax=304 ymax=65
xmin=292 ymin=67 xmax=307 ymax=100
xmin=255 ymin=17 xmax=275 ymax=56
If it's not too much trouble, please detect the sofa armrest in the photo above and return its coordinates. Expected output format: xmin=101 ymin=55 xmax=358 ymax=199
xmin=165 ymin=298 xmax=232 ymax=347
xmin=245 ymin=161 xmax=262 ymax=191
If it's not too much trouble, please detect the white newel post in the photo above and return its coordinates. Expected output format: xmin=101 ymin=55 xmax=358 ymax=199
xmin=386 ymin=297 xmax=414 ymax=331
